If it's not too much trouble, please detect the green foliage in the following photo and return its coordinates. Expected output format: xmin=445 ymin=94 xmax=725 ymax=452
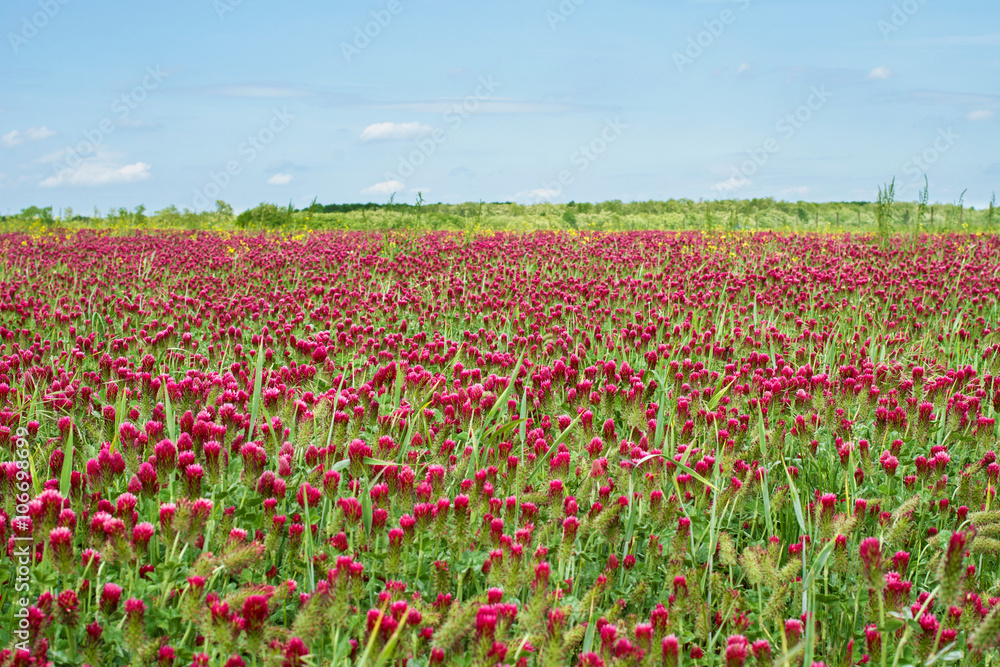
xmin=215 ymin=200 xmax=235 ymax=222
xmin=5 ymin=182 xmax=999 ymax=235
xmin=876 ymin=178 xmax=895 ymax=236
xmin=18 ymin=205 xmax=55 ymax=225
xmin=561 ymin=208 xmax=578 ymax=228
xmin=235 ymin=201 xmax=294 ymax=228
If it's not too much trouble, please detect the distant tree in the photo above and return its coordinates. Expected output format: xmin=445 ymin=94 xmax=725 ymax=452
xmin=19 ymin=206 xmax=55 ymax=225
xmin=215 ymin=200 xmax=234 ymax=222
xmin=235 ymin=202 xmax=293 ymax=228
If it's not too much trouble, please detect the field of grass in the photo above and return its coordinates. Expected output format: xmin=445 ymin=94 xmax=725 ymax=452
xmin=1 ymin=226 xmax=999 ymax=666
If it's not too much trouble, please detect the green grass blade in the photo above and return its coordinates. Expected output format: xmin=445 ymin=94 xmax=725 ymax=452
xmin=248 ymin=337 xmax=266 ymax=440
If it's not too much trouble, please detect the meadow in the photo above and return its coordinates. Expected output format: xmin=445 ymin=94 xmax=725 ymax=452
xmin=1 ymin=221 xmax=1000 ymax=666
xmin=3 ymin=186 xmax=996 ymax=237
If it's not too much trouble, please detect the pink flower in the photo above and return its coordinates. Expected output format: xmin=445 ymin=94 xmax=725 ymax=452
xmin=49 ymin=526 xmax=74 ymax=572
xmin=56 ymin=589 xmax=79 ymax=627
xmin=124 ymin=597 xmax=146 ymax=618
xmin=662 ymin=635 xmax=680 ymax=667
xmin=296 ymin=482 xmax=322 ymax=508
xmin=101 ymin=583 xmax=123 ymax=614
xmin=242 ymin=594 xmax=270 ymax=640
xmin=859 ymin=537 xmax=882 ymax=587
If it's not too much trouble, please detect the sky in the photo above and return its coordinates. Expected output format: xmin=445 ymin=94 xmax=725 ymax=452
xmin=1 ymin=0 xmax=998 ymax=214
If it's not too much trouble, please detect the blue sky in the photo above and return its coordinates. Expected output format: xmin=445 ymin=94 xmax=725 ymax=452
xmin=1 ymin=0 xmax=998 ymax=213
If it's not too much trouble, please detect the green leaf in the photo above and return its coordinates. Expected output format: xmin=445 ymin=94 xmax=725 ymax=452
xmin=671 ymin=458 xmax=718 ymax=492
xmin=163 ymin=380 xmax=176 ymax=442
xmin=813 ymin=593 xmax=841 ymax=605
xmin=757 ymin=407 xmax=775 ymax=537
xmin=373 ymin=605 xmax=408 ymax=667
xmin=248 ymin=337 xmax=266 ymax=440
xmin=523 ymin=413 xmax=582 ymax=488
xmin=362 ymin=490 xmax=373 ymax=536
xmin=486 ymin=418 xmax=527 ymax=440
xmin=706 ymin=377 xmax=736 ymax=412
xmin=59 ymin=425 xmax=74 ymax=498
xmin=632 ymin=453 xmax=662 ymax=468
xmin=803 ymin=539 xmax=837 ymax=588
xmin=780 ymin=452 xmax=808 ymax=536
xmin=581 ymin=605 xmax=597 ymax=654
xmin=486 ymin=346 xmax=527 ymax=425
xmin=325 ymin=368 xmax=351 ymax=450
xmin=882 ymin=618 xmax=905 ymax=633
xmin=362 ymin=456 xmax=397 ymax=467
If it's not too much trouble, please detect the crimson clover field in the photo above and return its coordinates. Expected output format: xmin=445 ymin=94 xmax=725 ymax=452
xmin=1 ymin=229 xmax=1000 ymax=666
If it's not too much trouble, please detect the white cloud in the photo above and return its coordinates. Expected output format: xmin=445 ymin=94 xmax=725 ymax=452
xmin=737 ymin=62 xmax=753 ymax=74
xmin=39 ymin=159 xmax=151 ymax=187
xmin=361 ymin=179 xmax=405 ymax=196
xmin=866 ymin=66 xmax=893 ymax=80
xmin=780 ymin=186 xmax=811 ymax=197
xmin=2 ymin=126 xmax=56 ymax=147
xmin=514 ymin=188 xmax=560 ymax=203
xmin=267 ymin=173 xmax=293 ymax=185
xmin=376 ymin=99 xmax=571 ymax=115
xmin=967 ymin=109 xmax=995 ymax=121
xmin=712 ymin=176 xmax=751 ymax=192
xmin=33 ymin=149 xmax=72 ymax=165
xmin=360 ymin=121 xmax=434 ymax=142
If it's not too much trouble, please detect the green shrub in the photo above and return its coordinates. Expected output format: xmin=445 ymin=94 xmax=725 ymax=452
xmin=236 ymin=202 xmax=293 ymax=228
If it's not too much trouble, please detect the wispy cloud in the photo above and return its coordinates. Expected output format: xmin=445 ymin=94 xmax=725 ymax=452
xmin=513 ymin=188 xmax=560 ymax=203
xmin=712 ymin=176 xmax=751 ymax=192
xmin=874 ymin=89 xmax=1000 ymax=108
xmin=780 ymin=186 xmax=811 ymax=198
xmin=39 ymin=152 xmax=151 ymax=187
xmin=205 ymin=84 xmax=313 ymax=98
xmin=267 ymin=173 xmax=293 ymax=185
xmin=114 ymin=118 xmax=161 ymax=130
xmin=360 ymin=179 xmax=405 ymax=196
xmin=369 ymin=98 xmax=574 ymax=115
xmin=359 ymin=121 xmax=433 ymax=142
xmin=890 ymin=32 xmax=1000 ymax=48
xmin=967 ymin=109 xmax=995 ymax=121
xmin=866 ymin=66 xmax=893 ymax=80
xmin=2 ymin=126 xmax=56 ymax=147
